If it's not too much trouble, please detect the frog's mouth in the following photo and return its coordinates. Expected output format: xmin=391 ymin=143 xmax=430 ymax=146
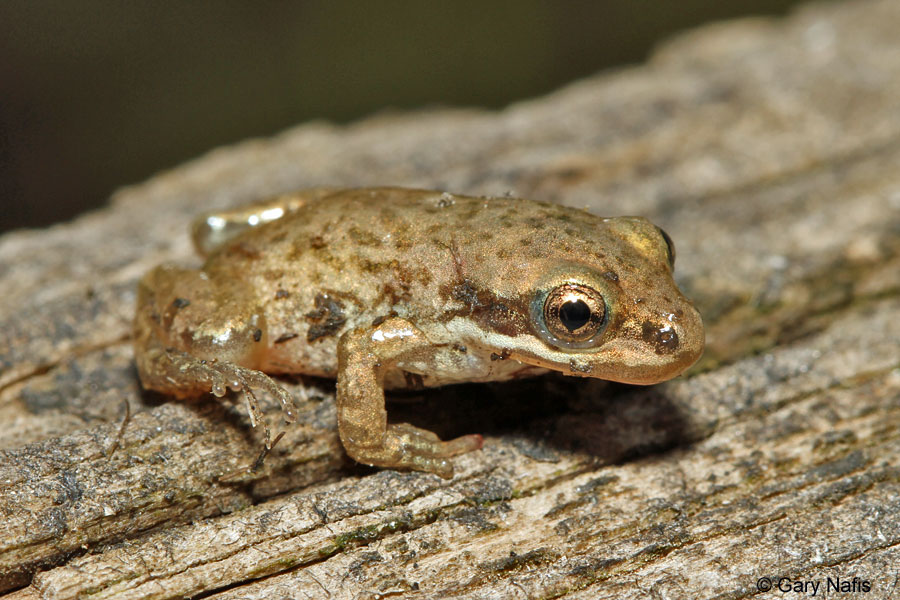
xmin=509 ymin=343 xmax=703 ymax=385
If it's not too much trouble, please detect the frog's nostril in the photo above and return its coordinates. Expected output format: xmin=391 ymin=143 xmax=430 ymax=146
xmin=641 ymin=321 xmax=680 ymax=354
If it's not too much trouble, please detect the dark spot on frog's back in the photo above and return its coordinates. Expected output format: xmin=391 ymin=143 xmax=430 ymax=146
xmin=641 ymin=321 xmax=679 ymax=354
xmin=305 ymin=293 xmax=347 ymax=342
xmin=381 ymin=263 xmax=414 ymax=303
xmin=264 ymin=269 xmax=285 ymax=282
xmin=348 ymin=226 xmax=381 ymax=247
xmin=497 ymin=215 xmax=515 ymax=229
xmin=452 ymin=280 xmax=480 ymax=308
xmin=413 ymin=266 xmax=433 ymax=286
xmin=496 ymin=247 xmax=513 ymax=259
xmin=392 ymin=235 xmax=413 ymax=250
xmin=379 ymin=206 xmax=399 ymax=221
xmin=525 ymin=216 xmax=546 ymax=229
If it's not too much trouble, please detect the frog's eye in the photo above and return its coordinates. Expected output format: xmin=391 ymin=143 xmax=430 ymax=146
xmin=542 ymin=284 xmax=606 ymax=346
xmin=656 ymin=226 xmax=676 ymax=268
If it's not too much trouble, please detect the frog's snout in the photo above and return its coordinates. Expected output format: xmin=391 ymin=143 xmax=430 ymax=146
xmin=568 ymin=296 xmax=702 ymax=386
xmin=621 ymin=300 xmax=705 ymax=384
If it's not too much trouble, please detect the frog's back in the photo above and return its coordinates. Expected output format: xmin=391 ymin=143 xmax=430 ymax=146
xmin=206 ymin=187 xmax=471 ymax=301
xmin=198 ymin=187 xmax=616 ymax=377
xmin=203 ymin=187 xmax=577 ymax=299
xmin=198 ymin=189 xmax=504 ymax=375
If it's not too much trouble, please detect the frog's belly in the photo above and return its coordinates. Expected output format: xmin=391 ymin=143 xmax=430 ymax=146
xmin=385 ymin=346 xmax=549 ymax=390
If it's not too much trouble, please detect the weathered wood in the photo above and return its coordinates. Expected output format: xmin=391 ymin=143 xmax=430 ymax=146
xmin=2 ymin=0 xmax=899 ymax=598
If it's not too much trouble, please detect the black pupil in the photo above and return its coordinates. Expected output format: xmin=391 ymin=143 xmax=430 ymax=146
xmin=559 ymin=299 xmax=592 ymax=332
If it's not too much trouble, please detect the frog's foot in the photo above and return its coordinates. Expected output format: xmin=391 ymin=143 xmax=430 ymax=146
xmin=140 ymin=346 xmax=298 ymax=448
xmin=348 ymin=423 xmax=483 ymax=479
xmin=197 ymin=359 xmax=299 ymax=424
xmin=196 ymin=359 xmax=299 ymax=445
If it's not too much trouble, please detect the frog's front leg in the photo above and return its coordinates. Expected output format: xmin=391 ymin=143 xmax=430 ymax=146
xmin=336 ymin=318 xmax=483 ymax=478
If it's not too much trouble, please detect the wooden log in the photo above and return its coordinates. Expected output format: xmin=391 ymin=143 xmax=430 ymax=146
xmin=2 ymin=0 xmax=899 ymax=597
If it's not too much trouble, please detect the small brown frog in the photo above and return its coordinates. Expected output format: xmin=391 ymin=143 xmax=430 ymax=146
xmin=134 ymin=187 xmax=704 ymax=477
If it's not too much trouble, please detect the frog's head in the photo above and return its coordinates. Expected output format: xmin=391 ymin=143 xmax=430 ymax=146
xmin=465 ymin=215 xmax=704 ymax=385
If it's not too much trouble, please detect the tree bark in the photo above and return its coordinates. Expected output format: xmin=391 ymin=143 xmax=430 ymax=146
xmin=2 ymin=1 xmax=899 ymax=598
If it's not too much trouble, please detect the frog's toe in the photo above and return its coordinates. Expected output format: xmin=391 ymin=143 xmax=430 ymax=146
xmin=176 ymin=356 xmax=230 ymax=397
xmin=209 ymin=370 xmax=244 ymax=397
xmin=391 ymin=424 xmax=482 ymax=458
xmin=274 ymin=386 xmax=299 ymax=423
xmin=443 ymin=433 xmax=484 ymax=457
xmin=195 ymin=361 xmax=296 ymax=423
xmin=210 ymin=377 xmax=227 ymax=397
xmin=230 ymin=368 xmax=298 ymax=423
xmin=376 ymin=424 xmax=483 ymax=478
xmin=414 ymin=457 xmax=454 ymax=480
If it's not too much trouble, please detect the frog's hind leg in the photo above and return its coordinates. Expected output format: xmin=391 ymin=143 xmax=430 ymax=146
xmin=134 ymin=264 xmax=298 ymax=446
xmin=191 ymin=187 xmax=345 ymax=256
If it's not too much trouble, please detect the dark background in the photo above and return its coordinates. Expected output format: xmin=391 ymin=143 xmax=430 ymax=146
xmin=1 ymin=1 xmax=805 ymax=233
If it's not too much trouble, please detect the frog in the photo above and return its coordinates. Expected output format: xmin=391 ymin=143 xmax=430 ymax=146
xmin=134 ymin=187 xmax=704 ymax=478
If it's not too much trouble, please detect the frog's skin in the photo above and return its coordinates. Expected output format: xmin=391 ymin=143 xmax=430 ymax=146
xmin=134 ymin=187 xmax=704 ymax=478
